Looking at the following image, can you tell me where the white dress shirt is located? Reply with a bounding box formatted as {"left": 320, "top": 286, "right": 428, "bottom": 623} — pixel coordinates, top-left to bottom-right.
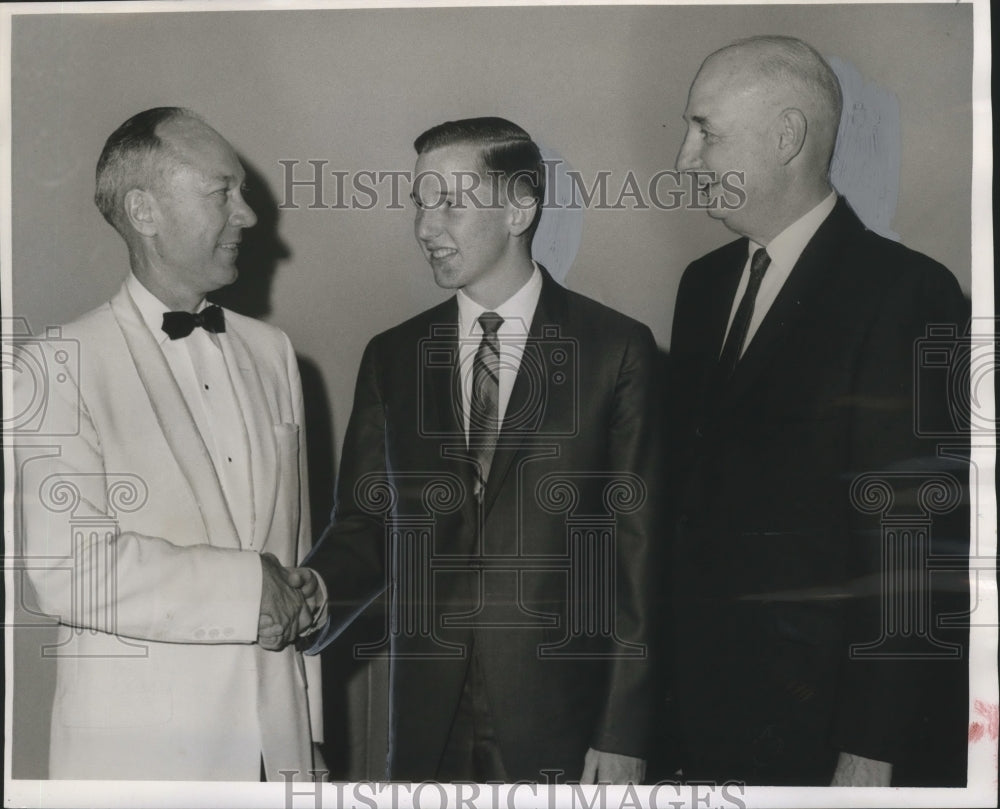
{"left": 455, "top": 263, "right": 544, "bottom": 440}
{"left": 126, "top": 273, "right": 255, "bottom": 547}
{"left": 722, "top": 192, "right": 838, "bottom": 357}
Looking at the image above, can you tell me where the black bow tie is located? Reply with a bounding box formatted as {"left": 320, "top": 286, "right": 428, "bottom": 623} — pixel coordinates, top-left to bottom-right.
{"left": 161, "top": 305, "right": 226, "bottom": 340}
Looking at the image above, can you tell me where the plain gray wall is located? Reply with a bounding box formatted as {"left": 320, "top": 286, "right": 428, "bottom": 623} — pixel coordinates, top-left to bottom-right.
{"left": 8, "top": 2, "right": 973, "bottom": 780}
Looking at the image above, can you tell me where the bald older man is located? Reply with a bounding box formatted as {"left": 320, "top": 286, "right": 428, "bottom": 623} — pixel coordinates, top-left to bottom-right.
{"left": 14, "top": 108, "right": 323, "bottom": 780}
{"left": 666, "top": 37, "right": 968, "bottom": 786}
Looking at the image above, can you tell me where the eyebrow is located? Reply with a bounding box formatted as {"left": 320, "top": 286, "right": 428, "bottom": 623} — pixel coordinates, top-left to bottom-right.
{"left": 201, "top": 172, "right": 244, "bottom": 189}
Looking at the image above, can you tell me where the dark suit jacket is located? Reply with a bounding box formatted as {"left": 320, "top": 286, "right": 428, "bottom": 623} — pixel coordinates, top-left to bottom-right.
{"left": 668, "top": 198, "right": 969, "bottom": 785}
{"left": 307, "top": 267, "right": 663, "bottom": 781}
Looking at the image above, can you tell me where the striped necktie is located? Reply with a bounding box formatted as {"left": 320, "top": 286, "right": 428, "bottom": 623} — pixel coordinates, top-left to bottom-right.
{"left": 469, "top": 311, "right": 504, "bottom": 502}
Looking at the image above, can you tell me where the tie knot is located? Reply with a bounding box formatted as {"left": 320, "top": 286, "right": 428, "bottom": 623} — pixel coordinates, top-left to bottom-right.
{"left": 750, "top": 248, "right": 771, "bottom": 281}
{"left": 478, "top": 311, "right": 504, "bottom": 336}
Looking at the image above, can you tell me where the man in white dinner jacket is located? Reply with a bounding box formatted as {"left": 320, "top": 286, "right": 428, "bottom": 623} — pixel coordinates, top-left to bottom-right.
{"left": 13, "top": 107, "right": 322, "bottom": 780}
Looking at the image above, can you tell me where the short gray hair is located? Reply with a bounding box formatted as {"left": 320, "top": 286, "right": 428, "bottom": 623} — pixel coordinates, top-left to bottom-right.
{"left": 94, "top": 107, "right": 201, "bottom": 236}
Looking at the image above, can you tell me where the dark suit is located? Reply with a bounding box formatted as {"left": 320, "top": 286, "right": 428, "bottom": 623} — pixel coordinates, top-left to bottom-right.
{"left": 668, "top": 198, "right": 969, "bottom": 785}
{"left": 307, "top": 267, "right": 663, "bottom": 781}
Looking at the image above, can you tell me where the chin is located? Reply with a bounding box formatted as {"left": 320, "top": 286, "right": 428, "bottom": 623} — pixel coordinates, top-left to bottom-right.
{"left": 211, "top": 266, "right": 239, "bottom": 290}
{"left": 431, "top": 267, "right": 463, "bottom": 291}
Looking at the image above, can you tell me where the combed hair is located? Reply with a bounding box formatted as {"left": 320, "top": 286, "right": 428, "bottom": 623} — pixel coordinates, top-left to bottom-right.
{"left": 94, "top": 107, "right": 201, "bottom": 236}
{"left": 414, "top": 117, "right": 545, "bottom": 237}
{"left": 721, "top": 36, "right": 843, "bottom": 164}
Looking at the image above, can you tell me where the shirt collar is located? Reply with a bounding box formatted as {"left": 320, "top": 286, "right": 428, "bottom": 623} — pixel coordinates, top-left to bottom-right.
{"left": 456, "top": 262, "right": 543, "bottom": 337}
{"left": 749, "top": 191, "right": 837, "bottom": 268}
{"left": 126, "top": 272, "right": 209, "bottom": 346}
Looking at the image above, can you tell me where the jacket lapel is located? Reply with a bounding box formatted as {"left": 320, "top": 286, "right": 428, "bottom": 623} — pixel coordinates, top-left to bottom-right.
{"left": 219, "top": 322, "right": 276, "bottom": 551}
{"left": 422, "top": 300, "right": 480, "bottom": 502}
{"left": 716, "top": 198, "right": 855, "bottom": 410}
{"left": 109, "top": 284, "right": 242, "bottom": 549}
{"left": 696, "top": 240, "right": 748, "bottom": 407}
{"left": 424, "top": 299, "right": 464, "bottom": 439}
{"left": 706, "top": 241, "right": 750, "bottom": 360}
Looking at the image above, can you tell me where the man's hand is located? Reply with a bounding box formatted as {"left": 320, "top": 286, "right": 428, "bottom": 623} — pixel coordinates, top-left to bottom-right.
{"left": 285, "top": 566, "right": 325, "bottom": 635}
{"left": 257, "top": 552, "right": 306, "bottom": 650}
{"left": 829, "top": 752, "right": 892, "bottom": 786}
{"left": 580, "top": 748, "right": 646, "bottom": 784}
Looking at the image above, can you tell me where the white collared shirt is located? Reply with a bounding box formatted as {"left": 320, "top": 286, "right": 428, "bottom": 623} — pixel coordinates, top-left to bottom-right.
{"left": 126, "top": 273, "right": 254, "bottom": 547}
{"left": 722, "top": 192, "right": 838, "bottom": 357}
{"left": 455, "top": 263, "right": 543, "bottom": 439}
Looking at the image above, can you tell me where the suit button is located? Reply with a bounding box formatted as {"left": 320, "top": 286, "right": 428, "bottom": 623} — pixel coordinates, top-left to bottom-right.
{"left": 695, "top": 426, "right": 704, "bottom": 438}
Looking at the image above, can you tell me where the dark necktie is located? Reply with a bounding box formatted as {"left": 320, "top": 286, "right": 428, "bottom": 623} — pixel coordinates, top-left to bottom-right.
{"left": 161, "top": 305, "right": 226, "bottom": 340}
{"left": 717, "top": 248, "right": 771, "bottom": 377}
{"left": 469, "top": 312, "right": 504, "bottom": 502}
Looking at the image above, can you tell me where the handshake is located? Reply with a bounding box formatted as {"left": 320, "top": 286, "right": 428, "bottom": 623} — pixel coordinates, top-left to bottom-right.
{"left": 256, "top": 552, "right": 325, "bottom": 651}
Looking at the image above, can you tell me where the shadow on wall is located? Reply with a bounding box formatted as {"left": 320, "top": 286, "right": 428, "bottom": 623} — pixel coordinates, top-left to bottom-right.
{"left": 828, "top": 57, "right": 901, "bottom": 242}
{"left": 296, "top": 354, "right": 386, "bottom": 780}
{"left": 210, "top": 156, "right": 288, "bottom": 318}
{"left": 298, "top": 352, "right": 371, "bottom": 779}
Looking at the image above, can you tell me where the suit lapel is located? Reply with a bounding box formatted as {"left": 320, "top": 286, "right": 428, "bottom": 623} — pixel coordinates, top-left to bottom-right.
{"left": 705, "top": 241, "right": 749, "bottom": 360}
{"left": 421, "top": 300, "right": 480, "bottom": 503}
{"left": 697, "top": 240, "right": 748, "bottom": 406}
{"left": 424, "top": 299, "right": 464, "bottom": 439}
{"left": 220, "top": 322, "right": 277, "bottom": 551}
{"left": 109, "top": 285, "right": 241, "bottom": 549}
{"left": 716, "top": 199, "right": 854, "bottom": 409}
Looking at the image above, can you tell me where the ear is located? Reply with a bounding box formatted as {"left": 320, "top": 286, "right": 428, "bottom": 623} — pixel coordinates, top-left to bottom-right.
{"left": 123, "top": 188, "right": 157, "bottom": 237}
{"left": 507, "top": 194, "right": 538, "bottom": 238}
{"left": 775, "top": 107, "right": 808, "bottom": 165}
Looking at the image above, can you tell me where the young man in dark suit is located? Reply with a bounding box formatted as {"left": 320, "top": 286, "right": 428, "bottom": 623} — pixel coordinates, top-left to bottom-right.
{"left": 298, "top": 118, "right": 663, "bottom": 783}
{"left": 668, "top": 36, "right": 969, "bottom": 786}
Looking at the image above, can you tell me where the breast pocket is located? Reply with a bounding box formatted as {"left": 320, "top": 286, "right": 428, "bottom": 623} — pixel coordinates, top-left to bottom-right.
{"left": 273, "top": 423, "right": 301, "bottom": 465}
{"left": 269, "top": 423, "right": 302, "bottom": 562}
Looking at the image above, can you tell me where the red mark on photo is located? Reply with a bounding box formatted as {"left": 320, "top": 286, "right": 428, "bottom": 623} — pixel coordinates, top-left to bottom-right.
{"left": 968, "top": 700, "right": 999, "bottom": 743}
